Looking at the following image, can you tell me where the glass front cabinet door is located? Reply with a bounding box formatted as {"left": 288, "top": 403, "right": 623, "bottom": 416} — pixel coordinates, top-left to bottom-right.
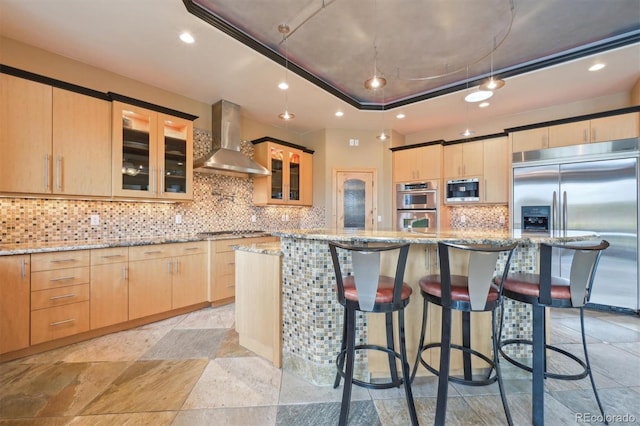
{"left": 112, "top": 101, "right": 193, "bottom": 200}
{"left": 252, "top": 139, "right": 312, "bottom": 206}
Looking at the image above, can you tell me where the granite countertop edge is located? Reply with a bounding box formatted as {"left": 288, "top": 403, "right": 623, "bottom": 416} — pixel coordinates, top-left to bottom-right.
{"left": 0, "top": 232, "right": 274, "bottom": 256}
{"left": 233, "top": 241, "right": 282, "bottom": 256}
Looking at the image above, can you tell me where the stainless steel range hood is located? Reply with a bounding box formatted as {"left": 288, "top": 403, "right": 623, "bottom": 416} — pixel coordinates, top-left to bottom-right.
{"left": 194, "top": 100, "right": 270, "bottom": 176}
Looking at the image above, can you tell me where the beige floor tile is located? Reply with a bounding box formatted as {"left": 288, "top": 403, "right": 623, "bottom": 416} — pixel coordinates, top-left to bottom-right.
{"left": 182, "top": 357, "right": 281, "bottom": 409}
{"left": 67, "top": 411, "right": 177, "bottom": 425}
{"left": 82, "top": 359, "right": 207, "bottom": 414}
{"left": 174, "top": 305, "right": 236, "bottom": 330}
{"left": 172, "top": 406, "right": 277, "bottom": 426}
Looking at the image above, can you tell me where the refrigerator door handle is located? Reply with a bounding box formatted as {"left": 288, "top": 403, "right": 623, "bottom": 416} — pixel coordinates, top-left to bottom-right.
{"left": 552, "top": 191, "right": 558, "bottom": 232}
{"left": 562, "top": 191, "right": 568, "bottom": 233}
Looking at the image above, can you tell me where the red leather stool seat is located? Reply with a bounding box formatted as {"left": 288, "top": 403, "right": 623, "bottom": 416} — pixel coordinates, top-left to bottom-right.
{"left": 341, "top": 275, "right": 412, "bottom": 303}
{"left": 419, "top": 274, "right": 500, "bottom": 303}
{"left": 499, "top": 273, "right": 572, "bottom": 300}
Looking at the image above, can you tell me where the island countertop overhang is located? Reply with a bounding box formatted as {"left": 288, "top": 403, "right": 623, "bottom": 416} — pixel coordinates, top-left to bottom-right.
{"left": 271, "top": 228, "right": 599, "bottom": 245}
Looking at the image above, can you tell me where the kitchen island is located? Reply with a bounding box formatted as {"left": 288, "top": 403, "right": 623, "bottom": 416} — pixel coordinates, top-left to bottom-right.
{"left": 271, "top": 228, "right": 598, "bottom": 385}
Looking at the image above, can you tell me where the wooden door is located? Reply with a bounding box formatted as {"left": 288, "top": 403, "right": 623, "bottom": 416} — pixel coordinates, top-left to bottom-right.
{"left": 0, "top": 74, "right": 52, "bottom": 194}
{"left": 52, "top": 88, "right": 112, "bottom": 196}
{"left": 482, "top": 137, "right": 509, "bottom": 203}
{"left": 334, "top": 170, "right": 376, "bottom": 230}
{"left": 511, "top": 127, "right": 549, "bottom": 153}
{"left": 0, "top": 255, "right": 30, "bottom": 354}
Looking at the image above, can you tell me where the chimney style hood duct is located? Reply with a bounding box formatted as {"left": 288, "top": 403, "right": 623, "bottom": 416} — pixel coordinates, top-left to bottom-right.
{"left": 194, "top": 100, "right": 270, "bottom": 176}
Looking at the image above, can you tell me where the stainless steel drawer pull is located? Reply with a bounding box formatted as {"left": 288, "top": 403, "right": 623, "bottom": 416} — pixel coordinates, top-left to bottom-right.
{"left": 49, "top": 319, "right": 75, "bottom": 326}
{"left": 185, "top": 247, "right": 200, "bottom": 251}
{"left": 50, "top": 259, "right": 77, "bottom": 263}
{"left": 50, "top": 276, "right": 75, "bottom": 282}
{"left": 21, "top": 259, "right": 26, "bottom": 280}
{"left": 102, "top": 254, "right": 125, "bottom": 259}
{"left": 49, "top": 293, "right": 76, "bottom": 300}
{"left": 144, "top": 250, "right": 162, "bottom": 255}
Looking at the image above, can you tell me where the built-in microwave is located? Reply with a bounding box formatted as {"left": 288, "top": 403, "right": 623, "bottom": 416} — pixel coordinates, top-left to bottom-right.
{"left": 446, "top": 178, "right": 480, "bottom": 203}
{"left": 396, "top": 181, "right": 438, "bottom": 210}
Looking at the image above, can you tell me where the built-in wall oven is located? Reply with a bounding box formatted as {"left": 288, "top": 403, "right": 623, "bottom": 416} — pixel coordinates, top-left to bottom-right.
{"left": 396, "top": 181, "right": 438, "bottom": 233}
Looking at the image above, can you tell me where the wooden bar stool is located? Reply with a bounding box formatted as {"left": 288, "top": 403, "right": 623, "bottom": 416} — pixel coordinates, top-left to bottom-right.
{"left": 328, "top": 241, "right": 418, "bottom": 426}
{"left": 497, "top": 240, "right": 610, "bottom": 426}
{"left": 412, "top": 241, "right": 518, "bottom": 425}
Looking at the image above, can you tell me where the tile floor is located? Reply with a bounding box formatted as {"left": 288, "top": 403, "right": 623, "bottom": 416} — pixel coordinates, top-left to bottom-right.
{"left": 0, "top": 304, "right": 638, "bottom": 425}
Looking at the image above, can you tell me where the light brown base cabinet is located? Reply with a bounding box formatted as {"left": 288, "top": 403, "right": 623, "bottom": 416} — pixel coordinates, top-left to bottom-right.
{"left": 209, "top": 236, "right": 279, "bottom": 305}
{"left": 0, "top": 255, "right": 30, "bottom": 354}
{"left": 90, "top": 247, "right": 129, "bottom": 329}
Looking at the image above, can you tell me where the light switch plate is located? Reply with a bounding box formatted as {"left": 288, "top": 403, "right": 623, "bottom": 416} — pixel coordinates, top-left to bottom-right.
{"left": 90, "top": 215, "right": 100, "bottom": 226}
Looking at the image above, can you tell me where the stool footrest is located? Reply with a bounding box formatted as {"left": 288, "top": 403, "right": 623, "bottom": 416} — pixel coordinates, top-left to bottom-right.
{"left": 335, "top": 343, "right": 405, "bottom": 390}
{"left": 499, "top": 339, "right": 589, "bottom": 381}
{"left": 417, "top": 342, "right": 498, "bottom": 386}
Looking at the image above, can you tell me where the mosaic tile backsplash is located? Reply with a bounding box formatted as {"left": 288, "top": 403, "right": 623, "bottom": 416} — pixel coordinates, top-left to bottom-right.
{"left": 0, "top": 128, "right": 325, "bottom": 244}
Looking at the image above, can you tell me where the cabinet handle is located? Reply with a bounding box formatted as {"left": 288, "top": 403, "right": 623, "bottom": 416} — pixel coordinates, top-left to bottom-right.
{"left": 543, "top": 134, "right": 548, "bottom": 147}
{"left": 102, "top": 254, "right": 125, "bottom": 259}
{"left": 50, "top": 258, "right": 77, "bottom": 264}
{"left": 49, "top": 318, "right": 75, "bottom": 327}
{"left": 44, "top": 154, "right": 50, "bottom": 191}
{"left": 20, "top": 258, "right": 26, "bottom": 280}
{"left": 174, "top": 259, "right": 180, "bottom": 273}
{"left": 144, "top": 250, "right": 162, "bottom": 255}
{"left": 56, "top": 155, "right": 63, "bottom": 191}
{"left": 49, "top": 276, "right": 75, "bottom": 282}
{"left": 123, "top": 266, "right": 128, "bottom": 281}
{"left": 184, "top": 247, "right": 200, "bottom": 252}
{"left": 592, "top": 127, "right": 597, "bottom": 141}
{"left": 49, "top": 293, "right": 76, "bottom": 301}
{"left": 167, "top": 261, "right": 173, "bottom": 274}
{"left": 484, "top": 178, "right": 487, "bottom": 200}
{"left": 583, "top": 129, "right": 588, "bottom": 143}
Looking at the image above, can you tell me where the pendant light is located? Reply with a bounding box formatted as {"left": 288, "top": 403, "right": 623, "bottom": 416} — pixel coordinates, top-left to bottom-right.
{"left": 364, "top": 0, "right": 386, "bottom": 90}
{"left": 479, "top": 38, "right": 505, "bottom": 91}
{"left": 278, "top": 24, "right": 295, "bottom": 120}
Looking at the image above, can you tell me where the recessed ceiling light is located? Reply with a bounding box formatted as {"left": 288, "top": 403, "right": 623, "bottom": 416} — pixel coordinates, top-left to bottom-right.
{"left": 278, "top": 110, "right": 295, "bottom": 120}
{"left": 588, "top": 63, "right": 606, "bottom": 72}
{"left": 335, "top": 111, "right": 344, "bottom": 117}
{"left": 479, "top": 102, "right": 490, "bottom": 108}
{"left": 278, "top": 81, "right": 289, "bottom": 90}
{"left": 464, "top": 90, "right": 494, "bottom": 103}
{"left": 179, "top": 32, "right": 195, "bottom": 44}
{"left": 396, "top": 113, "right": 405, "bottom": 119}
{"left": 460, "top": 128, "right": 475, "bottom": 137}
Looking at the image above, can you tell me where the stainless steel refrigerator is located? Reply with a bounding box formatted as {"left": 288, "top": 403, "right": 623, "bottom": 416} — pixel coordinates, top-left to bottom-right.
{"left": 512, "top": 139, "right": 639, "bottom": 312}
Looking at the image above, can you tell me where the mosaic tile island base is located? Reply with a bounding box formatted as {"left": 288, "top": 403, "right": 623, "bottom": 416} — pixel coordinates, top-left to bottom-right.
{"left": 272, "top": 228, "right": 598, "bottom": 386}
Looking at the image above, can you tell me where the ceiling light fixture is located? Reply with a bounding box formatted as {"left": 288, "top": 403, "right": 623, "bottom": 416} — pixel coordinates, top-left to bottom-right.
{"left": 464, "top": 90, "right": 493, "bottom": 103}
{"left": 277, "top": 24, "right": 295, "bottom": 121}
{"left": 335, "top": 111, "right": 344, "bottom": 117}
{"left": 461, "top": 65, "right": 475, "bottom": 137}
{"left": 396, "top": 113, "right": 406, "bottom": 119}
{"left": 479, "top": 101, "right": 490, "bottom": 108}
{"left": 589, "top": 63, "right": 606, "bottom": 72}
{"left": 179, "top": 32, "right": 195, "bottom": 44}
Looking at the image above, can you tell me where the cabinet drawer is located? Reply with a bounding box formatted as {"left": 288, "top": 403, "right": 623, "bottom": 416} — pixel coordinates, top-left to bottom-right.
{"left": 31, "top": 250, "right": 90, "bottom": 271}
{"left": 216, "top": 251, "right": 236, "bottom": 276}
{"left": 168, "top": 241, "right": 206, "bottom": 257}
{"left": 91, "top": 247, "right": 128, "bottom": 265}
{"left": 31, "top": 284, "right": 90, "bottom": 310}
{"left": 32, "top": 266, "right": 90, "bottom": 291}
{"left": 215, "top": 238, "right": 243, "bottom": 253}
{"left": 31, "top": 300, "right": 90, "bottom": 345}
{"left": 128, "top": 245, "right": 172, "bottom": 261}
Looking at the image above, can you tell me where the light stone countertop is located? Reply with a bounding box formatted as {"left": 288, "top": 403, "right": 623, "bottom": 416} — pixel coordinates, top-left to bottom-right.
{"left": 0, "top": 232, "right": 273, "bottom": 256}
{"left": 232, "top": 241, "right": 282, "bottom": 256}
{"left": 271, "top": 228, "right": 599, "bottom": 244}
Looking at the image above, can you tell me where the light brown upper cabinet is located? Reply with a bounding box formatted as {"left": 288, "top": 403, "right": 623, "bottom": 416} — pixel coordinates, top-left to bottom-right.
{"left": 0, "top": 74, "right": 112, "bottom": 196}
{"left": 253, "top": 139, "right": 313, "bottom": 206}
{"left": 0, "top": 74, "right": 52, "bottom": 194}
{"left": 392, "top": 144, "right": 442, "bottom": 183}
{"left": 52, "top": 88, "right": 112, "bottom": 196}
{"left": 482, "top": 137, "right": 509, "bottom": 203}
{"left": 512, "top": 112, "right": 640, "bottom": 153}
{"left": 443, "top": 140, "right": 483, "bottom": 179}
{"left": 112, "top": 101, "right": 193, "bottom": 200}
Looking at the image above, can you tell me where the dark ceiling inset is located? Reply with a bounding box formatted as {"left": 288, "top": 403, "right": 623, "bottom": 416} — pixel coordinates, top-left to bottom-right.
{"left": 184, "top": 0, "right": 640, "bottom": 110}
